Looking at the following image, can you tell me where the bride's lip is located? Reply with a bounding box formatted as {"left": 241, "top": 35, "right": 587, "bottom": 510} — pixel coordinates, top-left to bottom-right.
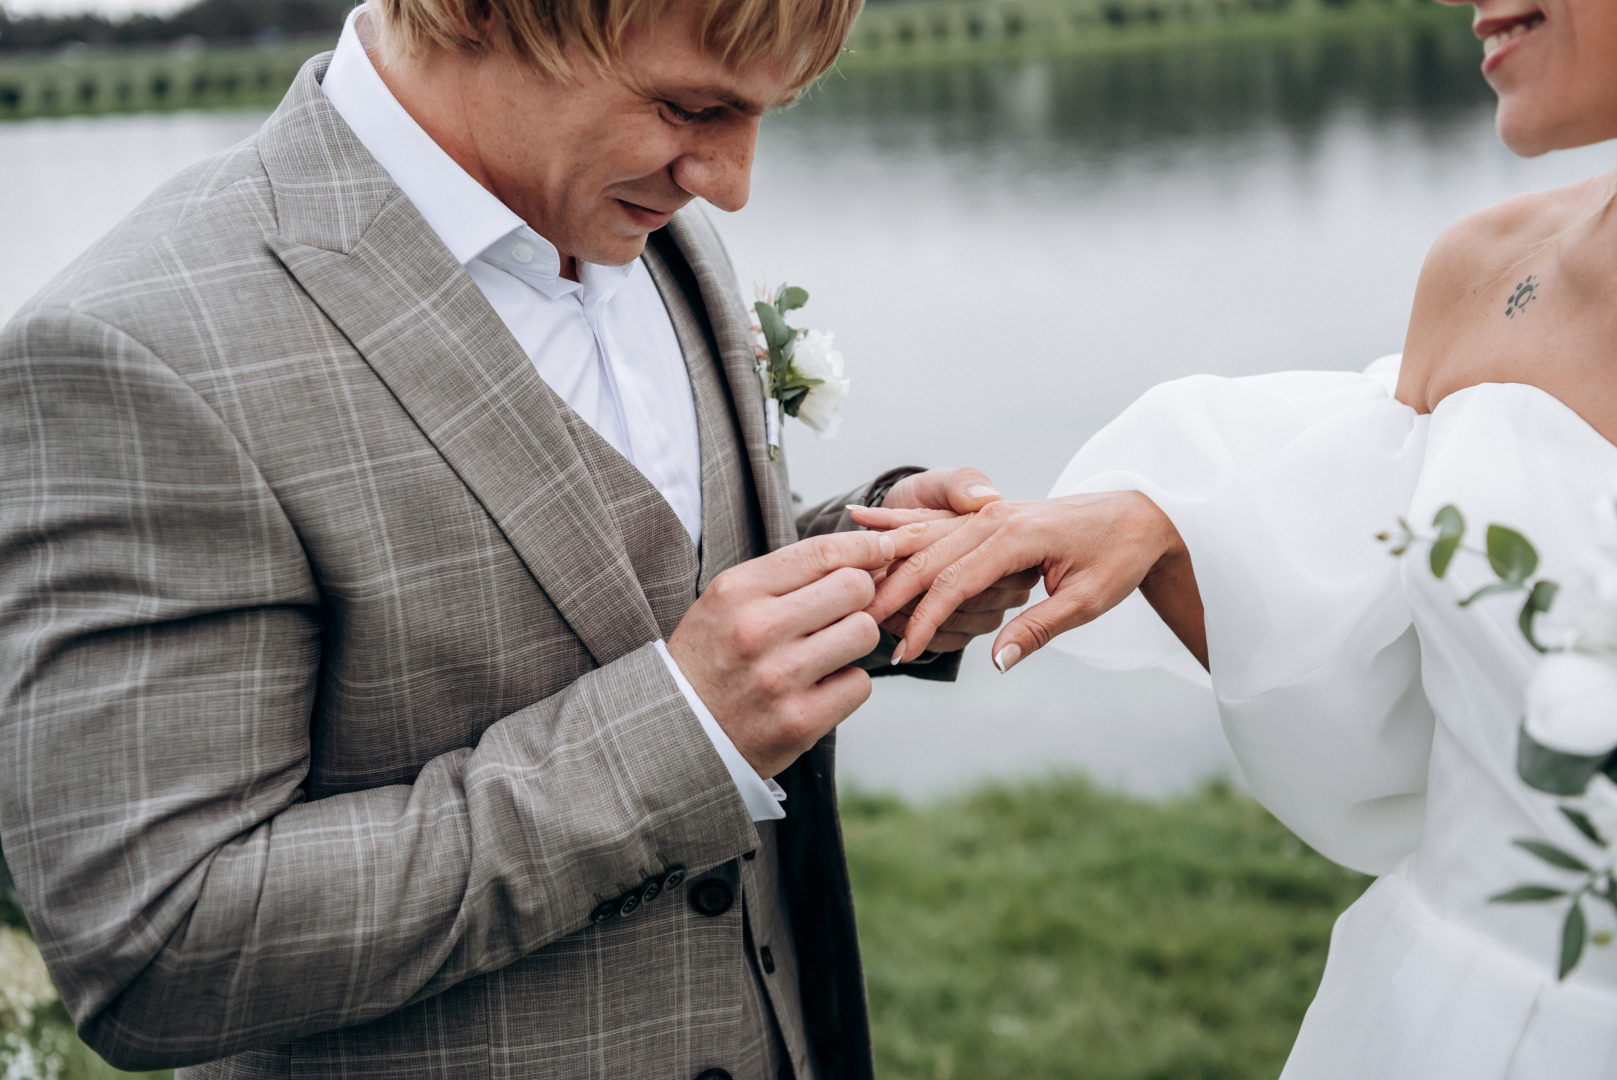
{"left": 1477, "top": 11, "right": 1545, "bottom": 77}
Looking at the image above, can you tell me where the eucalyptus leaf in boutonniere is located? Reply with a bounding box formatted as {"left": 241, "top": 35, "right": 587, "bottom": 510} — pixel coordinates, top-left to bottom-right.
{"left": 751, "top": 283, "right": 850, "bottom": 459}
{"left": 1383, "top": 489, "right": 1617, "bottom": 978}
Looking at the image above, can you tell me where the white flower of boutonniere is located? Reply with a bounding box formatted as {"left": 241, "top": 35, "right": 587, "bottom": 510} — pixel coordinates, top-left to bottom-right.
{"left": 752, "top": 284, "right": 851, "bottom": 458}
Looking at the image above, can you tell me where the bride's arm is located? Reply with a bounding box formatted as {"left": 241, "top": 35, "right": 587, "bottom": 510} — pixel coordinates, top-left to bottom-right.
{"left": 854, "top": 492, "right": 1208, "bottom": 672}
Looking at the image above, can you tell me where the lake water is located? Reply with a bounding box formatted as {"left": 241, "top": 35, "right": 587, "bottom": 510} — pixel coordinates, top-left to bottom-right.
{"left": 3, "top": 24, "right": 1614, "bottom": 799}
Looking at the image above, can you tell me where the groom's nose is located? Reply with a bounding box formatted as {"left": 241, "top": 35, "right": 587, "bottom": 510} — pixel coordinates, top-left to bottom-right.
{"left": 669, "top": 116, "right": 760, "bottom": 213}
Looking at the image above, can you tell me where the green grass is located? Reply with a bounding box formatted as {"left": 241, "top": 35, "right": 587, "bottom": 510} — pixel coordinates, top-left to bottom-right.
{"left": 844, "top": 777, "right": 1370, "bottom": 1079}
{"left": 1, "top": 778, "right": 1366, "bottom": 1079}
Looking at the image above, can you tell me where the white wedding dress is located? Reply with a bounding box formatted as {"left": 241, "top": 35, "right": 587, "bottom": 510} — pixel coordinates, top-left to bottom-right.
{"left": 1051, "top": 356, "right": 1617, "bottom": 1078}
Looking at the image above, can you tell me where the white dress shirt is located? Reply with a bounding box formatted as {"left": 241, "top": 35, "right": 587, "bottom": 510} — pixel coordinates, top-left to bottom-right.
{"left": 322, "top": 6, "right": 784, "bottom": 820}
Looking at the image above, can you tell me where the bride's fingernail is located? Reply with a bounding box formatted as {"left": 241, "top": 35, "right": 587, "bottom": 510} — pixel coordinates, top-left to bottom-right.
{"left": 994, "top": 644, "right": 1023, "bottom": 673}
{"left": 845, "top": 504, "right": 866, "bottom": 512}
{"left": 965, "top": 485, "right": 1001, "bottom": 501}
{"left": 891, "top": 641, "right": 907, "bottom": 665}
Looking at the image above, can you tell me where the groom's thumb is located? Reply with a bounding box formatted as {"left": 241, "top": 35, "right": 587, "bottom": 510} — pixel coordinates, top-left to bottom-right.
{"left": 887, "top": 467, "right": 1003, "bottom": 514}
{"left": 945, "top": 467, "right": 1004, "bottom": 514}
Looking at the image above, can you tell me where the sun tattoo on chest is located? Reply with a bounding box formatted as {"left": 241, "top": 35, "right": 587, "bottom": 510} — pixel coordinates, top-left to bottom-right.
{"left": 1504, "top": 275, "right": 1540, "bottom": 319}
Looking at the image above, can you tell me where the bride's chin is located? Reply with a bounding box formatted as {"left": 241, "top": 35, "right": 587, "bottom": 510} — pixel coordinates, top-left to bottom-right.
{"left": 1494, "top": 99, "right": 1567, "bottom": 158}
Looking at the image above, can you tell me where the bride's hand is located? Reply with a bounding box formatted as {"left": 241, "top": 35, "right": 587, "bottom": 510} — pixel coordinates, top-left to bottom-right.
{"left": 857, "top": 492, "right": 1208, "bottom": 672}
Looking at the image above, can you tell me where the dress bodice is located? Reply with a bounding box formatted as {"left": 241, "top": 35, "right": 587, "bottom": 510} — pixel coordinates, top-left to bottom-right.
{"left": 1052, "top": 359, "right": 1617, "bottom": 1078}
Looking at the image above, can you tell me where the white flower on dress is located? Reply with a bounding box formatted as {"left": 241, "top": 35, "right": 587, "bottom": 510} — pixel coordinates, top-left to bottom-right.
{"left": 787, "top": 329, "right": 850, "bottom": 439}
{"left": 1525, "top": 652, "right": 1617, "bottom": 757}
{"left": 1557, "top": 487, "right": 1617, "bottom": 655}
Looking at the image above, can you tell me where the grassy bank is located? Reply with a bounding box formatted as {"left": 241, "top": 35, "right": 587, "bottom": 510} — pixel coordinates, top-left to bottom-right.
{"left": 1, "top": 777, "right": 1367, "bottom": 1079}
{"left": 847, "top": 778, "right": 1369, "bottom": 1078}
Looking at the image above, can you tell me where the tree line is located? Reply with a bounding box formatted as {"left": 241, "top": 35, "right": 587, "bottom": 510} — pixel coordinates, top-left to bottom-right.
{"left": 0, "top": 0, "right": 352, "bottom": 52}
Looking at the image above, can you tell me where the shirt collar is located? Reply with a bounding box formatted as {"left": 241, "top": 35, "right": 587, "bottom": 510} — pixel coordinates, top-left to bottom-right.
{"left": 321, "top": 5, "right": 524, "bottom": 267}
{"left": 321, "top": 7, "right": 638, "bottom": 303}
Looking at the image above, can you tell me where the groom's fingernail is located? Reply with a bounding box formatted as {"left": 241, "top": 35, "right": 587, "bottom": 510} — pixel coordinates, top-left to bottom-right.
{"left": 878, "top": 535, "right": 895, "bottom": 560}
{"left": 965, "top": 485, "right": 1001, "bottom": 501}
{"left": 994, "top": 645, "right": 1023, "bottom": 673}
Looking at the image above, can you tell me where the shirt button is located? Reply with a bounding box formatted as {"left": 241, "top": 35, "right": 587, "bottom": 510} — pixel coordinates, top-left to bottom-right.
{"left": 511, "top": 243, "right": 535, "bottom": 264}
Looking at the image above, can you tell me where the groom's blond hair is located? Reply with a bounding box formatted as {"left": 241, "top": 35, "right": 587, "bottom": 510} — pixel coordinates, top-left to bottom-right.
{"left": 373, "top": 0, "right": 863, "bottom": 87}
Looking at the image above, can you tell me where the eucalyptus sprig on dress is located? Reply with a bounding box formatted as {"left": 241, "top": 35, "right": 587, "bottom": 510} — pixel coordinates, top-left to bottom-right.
{"left": 1384, "top": 496, "right": 1617, "bottom": 978}
{"left": 751, "top": 284, "right": 850, "bottom": 458}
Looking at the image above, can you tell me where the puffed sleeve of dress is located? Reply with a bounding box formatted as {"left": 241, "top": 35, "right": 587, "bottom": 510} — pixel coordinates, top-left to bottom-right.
{"left": 1049, "top": 357, "right": 1433, "bottom": 875}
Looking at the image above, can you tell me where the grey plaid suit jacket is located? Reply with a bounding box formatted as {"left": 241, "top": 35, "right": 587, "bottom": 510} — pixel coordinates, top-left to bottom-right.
{"left": 0, "top": 54, "right": 954, "bottom": 1079}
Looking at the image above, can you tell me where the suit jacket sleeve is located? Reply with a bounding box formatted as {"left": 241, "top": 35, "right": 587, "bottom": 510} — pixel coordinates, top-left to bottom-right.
{"left": 794, "top": 468, "right": 964, "bottom": 683}
{"left": 0, "top": 307, "right": 760, "bottom": 1070}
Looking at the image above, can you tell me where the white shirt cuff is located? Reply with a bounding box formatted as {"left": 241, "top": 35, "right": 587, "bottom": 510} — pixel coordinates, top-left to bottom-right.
{"left": 654, "top": 640, "right": 787, "bottom": 822}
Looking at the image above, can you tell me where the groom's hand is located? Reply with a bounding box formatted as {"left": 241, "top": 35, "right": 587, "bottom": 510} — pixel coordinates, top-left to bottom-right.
{"left": 668, "top": 531, "right": 895, "bottom": 778}
{"left": 881, "top": 466, "right": 1004, "bottom": 516}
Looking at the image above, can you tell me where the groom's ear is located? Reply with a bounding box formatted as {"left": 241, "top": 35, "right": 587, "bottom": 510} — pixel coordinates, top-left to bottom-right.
{"left": 882, "top": 467, "right": 1003, "bottom": 514}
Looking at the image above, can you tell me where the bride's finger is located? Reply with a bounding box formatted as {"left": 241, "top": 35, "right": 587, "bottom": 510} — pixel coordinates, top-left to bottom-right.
{"left": 895, "top": 535, "right": 1044, "bottom": 659}
{"left": 866, "top": 518, "right": 994, "bottom": 624}
{"left": 847, "top": 505, "right": 959, "bottom": 530}
{"left": 987, "top": 561, "right": 1143, "bottom": 672}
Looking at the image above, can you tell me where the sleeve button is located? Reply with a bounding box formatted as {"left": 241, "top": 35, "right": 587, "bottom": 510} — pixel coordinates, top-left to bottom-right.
{"left": 589, "top": 900, "right": 618, "bottom": 925}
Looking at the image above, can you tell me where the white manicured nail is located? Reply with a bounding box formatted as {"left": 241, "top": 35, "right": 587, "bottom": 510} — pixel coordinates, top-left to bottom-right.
{"left": 994, "top": 644, "right": 1023, "bottom": 673}
{"left": 845, "top": 504, "right": 865, "bottom": 512}
{"left": 891, "top": 641, "right": 906, "bottom": 665}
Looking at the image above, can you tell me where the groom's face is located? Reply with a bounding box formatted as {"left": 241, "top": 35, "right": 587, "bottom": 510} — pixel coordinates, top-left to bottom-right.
{"left": 467, "top": 1, "right": 803, "bottom": 267}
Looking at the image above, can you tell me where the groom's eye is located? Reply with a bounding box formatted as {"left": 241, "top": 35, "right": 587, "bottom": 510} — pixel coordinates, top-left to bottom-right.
{"left": 661, "top": 101, "right": 720, "bottom": 125}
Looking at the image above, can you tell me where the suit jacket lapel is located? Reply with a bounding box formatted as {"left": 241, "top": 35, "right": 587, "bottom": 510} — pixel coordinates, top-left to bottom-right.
{"left": 258, "top": 59, "right": 662, "bottom": 667}
{"left": 642, "top": 232, "right": 767, "bottom": 590}
{"left": 662, "top": 211, "right": 799, "bottom": 553}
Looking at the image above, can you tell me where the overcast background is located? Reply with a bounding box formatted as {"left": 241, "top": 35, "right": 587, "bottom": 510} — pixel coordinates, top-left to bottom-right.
{"left": 6, "top": 0, "right": 189, "bottom": 15}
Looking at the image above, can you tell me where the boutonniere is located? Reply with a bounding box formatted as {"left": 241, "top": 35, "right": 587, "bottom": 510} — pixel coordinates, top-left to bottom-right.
{"left": 1384, "top": 493, "right": 1617, "bottom": 979}
{"left": 752, "top": 283, "right": 851, "bottom": 459}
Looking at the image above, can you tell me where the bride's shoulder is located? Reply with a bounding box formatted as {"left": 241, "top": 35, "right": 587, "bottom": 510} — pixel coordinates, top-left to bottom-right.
{"left": 1424, "top": 178, "right": 1601, "bottom": 276}
{"left": 1397, "top": 176, "right": 1613, "bottom": 411}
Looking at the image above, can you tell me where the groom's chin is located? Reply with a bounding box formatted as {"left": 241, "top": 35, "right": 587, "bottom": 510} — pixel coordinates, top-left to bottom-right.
{"left": 576, "top": 224, "right": 656, "bottom": 269}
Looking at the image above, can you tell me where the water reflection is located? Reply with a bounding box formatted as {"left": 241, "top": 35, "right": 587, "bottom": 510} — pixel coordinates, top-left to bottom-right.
{"left": 803, "top": 22, "right": 1488, "bottom": 162}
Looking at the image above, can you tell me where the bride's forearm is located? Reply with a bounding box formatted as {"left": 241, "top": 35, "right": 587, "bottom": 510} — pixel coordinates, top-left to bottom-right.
{"left": 1137, "top": 519, "right": 1209, "bottom": 671}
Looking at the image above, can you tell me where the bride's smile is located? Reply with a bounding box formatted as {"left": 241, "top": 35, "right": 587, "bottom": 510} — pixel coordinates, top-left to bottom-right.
{"left": 1478, "top": 11, "right": 1543, "bottom": 75}
{"left": 1455, "top": 0, "right": 1617, "bottom": 154}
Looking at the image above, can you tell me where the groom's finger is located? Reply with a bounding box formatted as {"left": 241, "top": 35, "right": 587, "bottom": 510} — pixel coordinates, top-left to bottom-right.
{"left": 743, "top": 531, "right": 897, "bottom": 596}
{"left": 882, "top": 608, "right": 1004, "bottom": 641}
{"left": 799, "top": 611, "right": 884, "bottom": 684}
{"left": 782, "top": 566, "right": 880, "bottom": 637}
{"left": 846, "top": 505, "right": 957, "bottom": 530}
{"left": 882, "top": 467, "right": 1004, "bottom": 514}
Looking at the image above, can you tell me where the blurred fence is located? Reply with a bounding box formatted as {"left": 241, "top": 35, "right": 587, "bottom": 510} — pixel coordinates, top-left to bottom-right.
{"left": 0, "top": 38, "right": 331, "bottom": 120}
{"left": 0, "top": 0, "right": 1458, "bottom": 122}
{"left": 843, "top": 0, "right": 1446, "bottom": 65}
